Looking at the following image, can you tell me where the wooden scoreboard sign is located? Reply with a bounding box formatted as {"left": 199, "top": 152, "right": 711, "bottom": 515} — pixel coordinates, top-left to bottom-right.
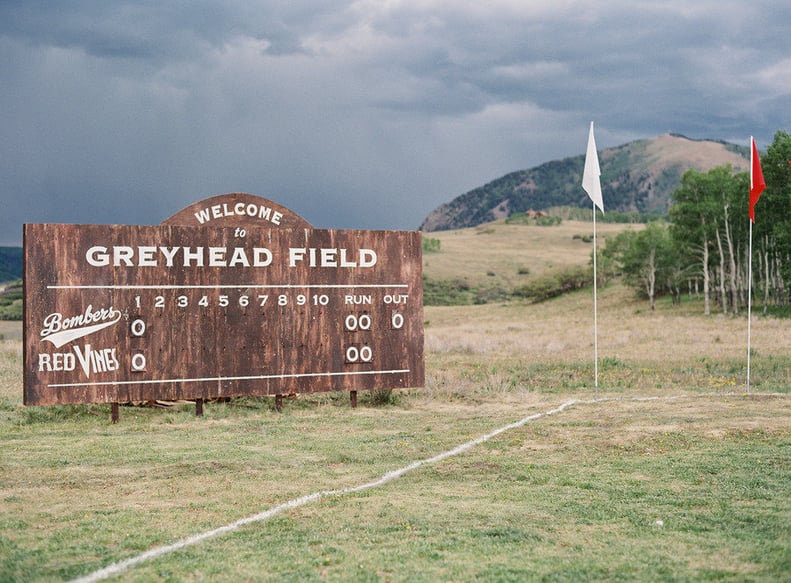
{"left": 23, "top": 194, "right": 424, "bottom": 407}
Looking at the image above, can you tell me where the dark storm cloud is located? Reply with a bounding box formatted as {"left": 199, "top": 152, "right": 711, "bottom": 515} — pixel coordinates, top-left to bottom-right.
{"left": 1, "top": 1, "right": 789, "bottom": 245}
{"left": 0, "top": 1, "right": 316, "bottom": 60}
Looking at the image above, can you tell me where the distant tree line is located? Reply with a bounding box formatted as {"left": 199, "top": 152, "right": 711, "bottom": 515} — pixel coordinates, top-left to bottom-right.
{"left": 603, "top": 130, "right": 791, "bottom": 315}
{"left": 547, "top": 206, "right": 665, "bottom": 224}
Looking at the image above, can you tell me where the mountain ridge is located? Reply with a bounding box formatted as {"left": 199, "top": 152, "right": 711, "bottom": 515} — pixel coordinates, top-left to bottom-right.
{"left": 420, "top": 133, "right": 749, "bottom": 231}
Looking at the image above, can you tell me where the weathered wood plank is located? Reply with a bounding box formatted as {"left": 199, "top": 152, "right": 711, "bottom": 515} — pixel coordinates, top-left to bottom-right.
{"left": 24, "top": 223, "right": 423, "bottom": 405}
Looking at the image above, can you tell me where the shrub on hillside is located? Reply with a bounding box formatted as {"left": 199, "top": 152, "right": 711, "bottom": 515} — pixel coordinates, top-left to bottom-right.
{"left": 512, "top": 266, "right": 593, "bottom": 303}
{"left": 0, "top": 300, "right": 22, "bottom": 320}
{"left": 474, "top": 286, "right": 510, "bottom": 304}
{"left": 423, "top": 277, "right": 476, "bottom": 306}
{"left": 0, "top": 280, "right": 22, "bottom": 320}
{"left": 513, "top": 276, "right": 561, "bottom": 302}
{"left": 535, "top": 215, "right": 562, "bottom": 226}
{"left": 505, "top": 214, "right": 562, "bottom": 226}
{"left": 422, "top": 237, "right": 441, "bottom": 254}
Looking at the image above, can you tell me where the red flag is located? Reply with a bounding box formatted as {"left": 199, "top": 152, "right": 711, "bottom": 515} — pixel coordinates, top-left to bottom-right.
{"left": 749, "top": 136, "right": 765, "bottom": 222}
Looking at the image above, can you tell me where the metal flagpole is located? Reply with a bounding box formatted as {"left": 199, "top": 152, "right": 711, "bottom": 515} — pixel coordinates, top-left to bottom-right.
{"left": 747, "top": 218, "right": 753, "bottom": 394}
{"left": 746, "top": 135, "right": 764, "bottom": 396}
{"left": 582, "top": 121, "right": 603, "bottom": 398}
{"left": 593, "top": 200, "right": 599, "bottom": 397}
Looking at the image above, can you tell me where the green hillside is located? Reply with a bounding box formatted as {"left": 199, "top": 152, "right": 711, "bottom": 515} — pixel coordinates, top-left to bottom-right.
{"left": 0, "top": 247, "right": 22, "bottom": 283}
{"left": 421, "top": 133, "right": 749, "bottom": 231}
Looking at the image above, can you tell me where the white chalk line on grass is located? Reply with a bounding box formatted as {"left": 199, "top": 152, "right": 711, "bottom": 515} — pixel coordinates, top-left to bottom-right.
{"left": 70, "top": 392, "right": 784, "bottom": 582}
{"left": 71, "top": 399, "right": 578, "bottom": 583}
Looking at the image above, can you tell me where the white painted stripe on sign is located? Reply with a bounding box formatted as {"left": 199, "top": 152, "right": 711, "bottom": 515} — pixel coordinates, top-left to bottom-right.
{"left": 48, "top": 283, "right": 410, "bottom": 290}
{"left": 48, "top": 368, "right": 412, "bottom": 389}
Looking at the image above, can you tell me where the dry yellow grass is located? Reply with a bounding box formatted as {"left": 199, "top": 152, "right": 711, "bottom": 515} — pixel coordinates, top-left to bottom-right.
{"left": 420, "top": 218, "right": 790, "bottom": 395}
{"left": 425, "top": 284, "right": 791, "bottom": 365}
{"left": 0, "top": 320, "right": 21, "bottom": 342}
{"left": 423, "top": 219, "right": 640, "bottom": 288}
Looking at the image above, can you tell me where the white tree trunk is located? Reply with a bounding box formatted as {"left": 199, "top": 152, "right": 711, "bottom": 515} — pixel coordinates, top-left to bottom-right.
{"left": 703, "top": 240, "right": 710, "bottom": 316}
{"left": 648, "top": 248, "right": 656, "bottom": 311}
{"left": 715, "top": 228, "right": 727, "bottom": 314}
{"left": 764, "top": 245, "right": 770, "bottom": 313}
{"left": 723, "top": 205, "right": 738, "bottom": 314}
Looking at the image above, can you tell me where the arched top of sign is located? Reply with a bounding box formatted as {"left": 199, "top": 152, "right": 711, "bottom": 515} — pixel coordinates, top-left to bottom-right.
{"left": 162, "top": 192, "right": 313, "bottom": 229}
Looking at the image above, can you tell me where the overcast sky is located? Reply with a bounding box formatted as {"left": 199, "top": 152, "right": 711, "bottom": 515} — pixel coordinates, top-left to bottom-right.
{"left": 1, "top": 1, "right": 789, "bottom": 245}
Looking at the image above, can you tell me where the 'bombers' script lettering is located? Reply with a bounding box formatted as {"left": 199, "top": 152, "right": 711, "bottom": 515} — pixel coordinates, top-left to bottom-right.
{"left": 84, "top": 246, "right": 378, "bottom": 269}
{"left": 40, "top": 305, "right": 123, "bottom": 348}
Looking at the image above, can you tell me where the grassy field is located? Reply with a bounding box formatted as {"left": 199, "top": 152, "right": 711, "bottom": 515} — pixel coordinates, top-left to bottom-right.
{"left": 1, "top": 220, "right": 790, "bottom": 582}
{"left": 422, "top": 219, "right": 639, "bottom": 289}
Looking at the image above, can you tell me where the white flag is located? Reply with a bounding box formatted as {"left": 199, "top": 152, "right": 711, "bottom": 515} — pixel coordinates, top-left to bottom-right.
{"left": 582, "top": 121, "right": 604, "bottom": 212}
